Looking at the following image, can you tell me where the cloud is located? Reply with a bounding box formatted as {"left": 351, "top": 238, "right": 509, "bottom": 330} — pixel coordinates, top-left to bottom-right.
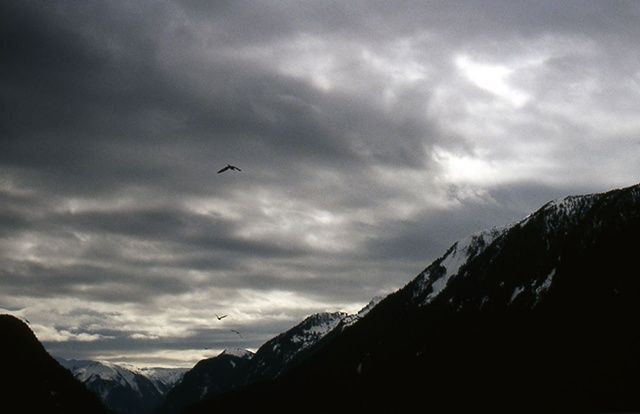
{"left": 2, "top": 0, "right": 640, "bottom": 366}
{"left": 31, "top": 324, "right": 114, "bottom": 343}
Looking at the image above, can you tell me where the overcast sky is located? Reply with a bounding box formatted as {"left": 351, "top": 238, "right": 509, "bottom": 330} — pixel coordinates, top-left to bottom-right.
{"left": 2, "top": 0, "right": 640, "bottom": 367}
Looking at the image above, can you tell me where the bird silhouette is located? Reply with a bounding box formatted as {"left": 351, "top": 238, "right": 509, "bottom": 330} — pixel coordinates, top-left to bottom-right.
{"left": 217, "top": 164, "right": 242, "bottom": 174}
{"left": 216, "top": 314, "right": 228, "bottom": 320}
{"left": 230, "top": 329, "right": 243, "bottom": 338}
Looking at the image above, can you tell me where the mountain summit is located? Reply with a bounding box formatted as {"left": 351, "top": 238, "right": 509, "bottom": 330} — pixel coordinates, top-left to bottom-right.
{"left": 189, "top": 183, "right": 640, "bottom": 413}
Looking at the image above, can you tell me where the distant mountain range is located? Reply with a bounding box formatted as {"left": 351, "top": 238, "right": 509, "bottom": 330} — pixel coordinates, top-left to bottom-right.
{"left": 51, "top": 302, "right": 381, "bottom": 414}
{"left": 5, "top": 183, "right": 640, "bottom": 413}
{"left": 56, "top": 357, "right": 186, "bottom": 414}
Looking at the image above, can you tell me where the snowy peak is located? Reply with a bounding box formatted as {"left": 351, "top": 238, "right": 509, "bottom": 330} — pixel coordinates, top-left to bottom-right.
{"left": 247, "top": 311, "right": 347, "bottom": 381}
{"left": 289, "top": 311, "right": 347, "bottom": 346}
{"left": 519, "top": 193, "right": 598, "bottom": 235}
{"left": 220, "top": 348, "right": 254, "bottom": 359}
{"left": 341, "top": 296, "right": 384, "bottom": 328}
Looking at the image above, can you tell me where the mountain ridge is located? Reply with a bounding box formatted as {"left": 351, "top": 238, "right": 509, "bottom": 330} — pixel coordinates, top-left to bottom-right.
{"left": 56, "top": 357, "right": 187, "bottom": 414}
{"left": 188, "top": 182, "right": 640, "bottom": 413}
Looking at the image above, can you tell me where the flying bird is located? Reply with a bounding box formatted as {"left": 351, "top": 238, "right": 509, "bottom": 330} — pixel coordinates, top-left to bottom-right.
{"left": 230, "top": 329, "right": 243, "bottom": 338}
{"left": 216, "top": 314, "right": 228, "bottom": 320}
{"left": 217, "top": 164, "right": 242, "bottom": 174}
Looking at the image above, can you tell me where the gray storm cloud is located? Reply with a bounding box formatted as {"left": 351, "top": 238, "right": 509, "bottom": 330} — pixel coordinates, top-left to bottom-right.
{"left": 1, "top": 0, "right": 640, "bottom": 366}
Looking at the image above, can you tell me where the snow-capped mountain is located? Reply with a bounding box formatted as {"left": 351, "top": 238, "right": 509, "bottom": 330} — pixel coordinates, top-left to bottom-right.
{"left": 404, "top": 187, "right": 630, "bottom": 312}
{"left": 158, "top": 310, "right": 361, "bottom": 413}
{"left": 0, "top": 315, "right": 107, "bottom": 414}
{"left": 56, "top": 358, "right": 186, "bottom": 414}
{"left": 246, "top": 311, "right": 347, "bottom": 382}
{"left": 189, "top": 183, "right": 640, "bottom": 413}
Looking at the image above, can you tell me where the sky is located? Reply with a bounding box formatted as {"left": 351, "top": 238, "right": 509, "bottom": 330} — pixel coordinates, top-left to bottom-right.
{"left": 2, "top": 0, "right": 640, "bottom": 368}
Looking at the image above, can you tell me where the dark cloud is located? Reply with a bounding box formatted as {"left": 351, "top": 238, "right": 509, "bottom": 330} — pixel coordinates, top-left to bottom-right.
{"left": 0, "top": 261, "right": 191, "bottom": 302}
{"left": 2, "top": 0, "right": 436, "bottom": 200}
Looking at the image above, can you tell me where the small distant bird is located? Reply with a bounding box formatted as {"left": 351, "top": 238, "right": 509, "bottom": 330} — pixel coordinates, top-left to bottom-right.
{"left": 216, "top": 314, "right": 228, "bottom": 320}
{"left": 230, "top": 329, "right": 243, "bottom": 338}
{"left": 217, "top": 164, "right": 242, "bottom": 174}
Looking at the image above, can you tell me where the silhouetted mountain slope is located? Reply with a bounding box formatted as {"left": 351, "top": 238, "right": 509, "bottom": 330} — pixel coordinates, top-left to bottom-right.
{"left": 245, "top": 311, "right": 346, "bottom": 383}
{"left": 155, "top": 349, "right": 253, "bottom": 414}
{"left": 157, "top": 312, "right": 347, "bottom": 414}
{"left": 189, "top": 183, "right": 640, "bottom": 413}
{"left": 0, "top": 314, "right": 107, "bottom": 414}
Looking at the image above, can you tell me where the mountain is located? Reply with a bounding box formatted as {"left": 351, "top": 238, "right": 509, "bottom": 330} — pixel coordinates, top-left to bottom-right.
{"left": 188, "top": 183, "right": 640, "bottom": 413}
{"left": 157, "top": 311, "right": 347, "bottom": 414}
{"left": 155, "top": 349, "right": 254, "bottom": 414}
{"left": 245, "top": 311, "right": 347, "bottom": 382}
{"left": 57, "top": 358, "right": 186, "bottom": 414}
{"left": 137, "top": 367, "right": 187, "bottom": 396}
{"left": 338, "top": 296, "right": 383, "bottom": 328}
{"left": 0, "top": 314, "right": 107, "bottom": 414}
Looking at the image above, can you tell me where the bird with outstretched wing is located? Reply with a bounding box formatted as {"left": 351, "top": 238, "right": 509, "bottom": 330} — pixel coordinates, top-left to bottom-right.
{"left": 216, "top": 314, "right": 228, "bottom": 320}
{"left": 230, "top": 329, "right": 243, "bottom": 338}
{"left": 217, "top": 164, "right": 242, "bottom": 174}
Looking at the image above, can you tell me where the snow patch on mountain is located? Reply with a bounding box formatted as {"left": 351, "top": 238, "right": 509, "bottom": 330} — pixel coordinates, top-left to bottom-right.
{"left": 199, "top": 385, "right": 209, "bottom": 399}
{"left": 138, "top": 367, "right": 187, "bottom": 392}
{"left": 510, "top": 286, "right": 525, "bottom": 303}
{"left": 532, "top": 268, "right": 555, "bottom": 305}
{"left": 290, "top": 312, "right": 346, "bottom": 347}
{"left": 342, "top": 296, "right": 384, "bottom": 328}
{"left": 413, "top": 227, "right": 505, "bottom": 305}
{"left": 537, "top": 269, "right": 555, "bottom": 294}
{"left": 221, "top": 348, "right": 254, "bottom": 359}
{"left": 537, "top": 194, "right": 598, "bottom": 235}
